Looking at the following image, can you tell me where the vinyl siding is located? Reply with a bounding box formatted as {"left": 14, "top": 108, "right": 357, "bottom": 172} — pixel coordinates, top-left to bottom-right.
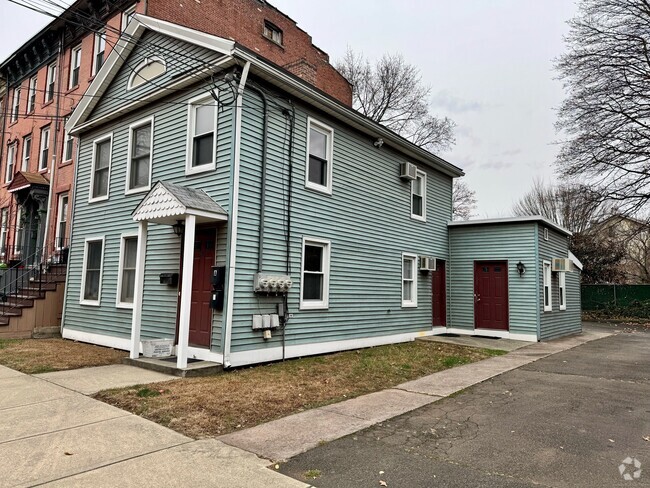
{"left": 63, "top": 79, "right": 234, "bottom": 352}
{"left": 538, "top": 225, "right": 582, "bottom": 340}
{"left": 229, "top": 84, "right": 453, "bottom": 354}
{"left": 89, "top": 31, "right": 225, "bottom": 121}
{"left": 448, "top": 223, "right": 539, "bottom": 337}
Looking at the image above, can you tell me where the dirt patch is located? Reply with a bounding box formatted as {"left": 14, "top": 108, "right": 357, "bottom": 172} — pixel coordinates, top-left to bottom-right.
{"left": 0, "top": 338, "right": 127, "bottom": 374}
{"left": 96, "top": 342, "right": 504, "bottom": 439}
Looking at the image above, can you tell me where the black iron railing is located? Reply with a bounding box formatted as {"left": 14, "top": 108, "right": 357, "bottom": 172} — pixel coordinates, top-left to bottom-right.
{"left": 0, "top": 239, "right": 69, "bottom": 316}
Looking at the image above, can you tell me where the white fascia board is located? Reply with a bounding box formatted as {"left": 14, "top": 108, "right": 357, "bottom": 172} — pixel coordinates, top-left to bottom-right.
{"left": 449, "top": 215, "right": 572, "bottom": 237}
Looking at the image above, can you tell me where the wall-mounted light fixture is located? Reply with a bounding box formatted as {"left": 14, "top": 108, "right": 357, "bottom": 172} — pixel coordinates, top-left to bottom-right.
{"left": 373, "top": 138, "right": 384, "bottom": 148}
{"left": 516, "top": 261, "right": 526, "bottom": 276}
{"left": 172, "top": 220, "right": 185, "bottom": 237}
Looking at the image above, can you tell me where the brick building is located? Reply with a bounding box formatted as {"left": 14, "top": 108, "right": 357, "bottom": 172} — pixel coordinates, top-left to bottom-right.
{"left": 0, "top": 0, "right": 351, "bottom": 336}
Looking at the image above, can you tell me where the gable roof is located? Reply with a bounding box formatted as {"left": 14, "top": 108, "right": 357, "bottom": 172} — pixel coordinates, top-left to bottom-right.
{"left": 67, "top": 15, "right": 464, "bottom": 178}
{"left": 132, "top": 181, "right": 227, "bottom": 224}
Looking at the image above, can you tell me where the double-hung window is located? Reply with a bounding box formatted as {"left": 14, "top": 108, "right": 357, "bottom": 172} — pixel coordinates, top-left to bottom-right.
{"left": 411, "top": 170, "right": 426, "bottom": 221}
{"left": 559, "top": 272, "right": 566, "bottom": 311}
{"left": 55, "top": 193, "right": 68, "bottom": 249}
{"left": 45, "top": 63, "right": 56, "bottom": 102}
{"left": 543, "top": 260, "right": 552, "bottom": 312}
{"left": 263, "top": 21, "right": 283, "bottom": 45}
{"left": 63, "top": 118, "right": 75, "bottom": 162}
{"left": 11, "top": 87, "right": 20, "bottom": 122}
{"left": 81, "top": 237, "right": 104, "bottom": 305}
{"left": 0, "top": 208, "right": 7, "bottom": 256}
{"left": 300, "top": 238, "right": 331, "bottom": 310}
{"left": 69, "top": 45, "right": 82, "bottom": 88}
{"left": 5, "top": 142, "right": 16, "bottom": 183}
{"left": 39, "top": 126, "right": 50, "bottom": 171}
{"left": 27, "top": 76, "right": 37, "bottom": 113}
{"left": 126, "top": 117, "right": 153, "bottom": 192}
{"left": 306, "top": 118, "right": 333, "bottom": 194}
{"left": 117, "top": 235, "right": 138, "bottom": 308}
{"left": 90, "top": 135, "right": 112, "bottom": 202}
{"left": 22, "top": 135, "right": 31, "bottom": 171}
{"left": 187, "top": 96, "right": 217, "bottom": 174}
{"left": 122, "top": 4, "right": 136, "bottom": 31}
{"left": 402, "top": 254, "right": 417, "bottom": 307}
{"left": 93, "top": 30, "right": 106, "bottom": 75}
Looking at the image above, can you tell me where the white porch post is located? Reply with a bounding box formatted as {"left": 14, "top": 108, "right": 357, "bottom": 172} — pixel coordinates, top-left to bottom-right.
{"left": 129, "top": 220, "right": 148, "bottom": 359}
{"left": 177, "top": 214, "right": 196, "bottom": 369}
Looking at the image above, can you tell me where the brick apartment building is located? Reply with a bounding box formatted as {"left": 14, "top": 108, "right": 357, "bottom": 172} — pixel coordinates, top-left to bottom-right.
{"left": 0, "top": 0, "right": 351, "bottom": 335}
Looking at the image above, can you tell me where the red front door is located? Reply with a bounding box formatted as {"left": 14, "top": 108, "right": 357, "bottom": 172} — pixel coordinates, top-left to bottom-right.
{"left": 432, "top": 260, "right": 447, "bottom": 326}
{"left": 188, "top": 227, "right": 216, "bottom": 348}
{"left": 474, "top": 261, "right": 509, "bottom": 330}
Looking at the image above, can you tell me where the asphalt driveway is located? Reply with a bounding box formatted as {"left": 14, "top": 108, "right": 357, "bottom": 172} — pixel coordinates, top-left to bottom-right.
{"left": 280, "top": 326, "right": 650, "bottom": 487}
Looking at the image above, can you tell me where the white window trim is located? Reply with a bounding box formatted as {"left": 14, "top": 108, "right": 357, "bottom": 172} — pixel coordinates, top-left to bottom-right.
{"left": 39, "top": 126, "right": 50, "bottom": 171}
{"left": 45, "top": 63, "right": 56, "bottom": 103}
{"left": 402, "top": 253, "right": 418, "bottom": 308}
{"left": 63, "top": 122, "right": 74, "bottom": 163}
{"left": 0, "top": 208, "right": 8, "bottom": 256}
{"left": 543, "top": 260, "right": 552, "bottom": 312}
{"left": 69, "top": 45, "right": 82, "bottom": 89}
{"left": 92, "top": 30, "right": 106, "bottom": 76}
{"left": 27, "top": 76, "right": 37, "bottom": 113}
{"left": 11, "top": 87, "right": 20, "bottom": 122}
{"left": 300, "top": 236, "right": 331, "bottom": 310}
{"left": 305, "top": 117, "right": 334, "bottom": 195}
{"left": 122, "top": 4, "right": 137, "bottom": 32}
{"left": 116, "top": 232, "right": 138, "bottom": 309}
{"left": 410, "top": 170, "right": 427, "bottom": 222}
{"left": 89, "top": 133, "right": 113, "bottom": 203}
{"left": 185, "top": 94, "right": 218, "bottom": 175}
{"left": 559, "top": 271, "right": 566, "bottom": 311}
{"left": 125, "top": 116, "right": 154, "bottom": 194}
{"left": 80, "top": 236, "right": 105, "bottom": 306}
{"left": 127, "top": 56, "right": 167, "bottom": 90}
{"left": 55, "top": 193, "right": 68, "bottom": 250}
{"left": 22, "top": 135, "right": 31, "bottom": 171}
{"left": 5, "top": 142, "right": 16, "bottom": 183}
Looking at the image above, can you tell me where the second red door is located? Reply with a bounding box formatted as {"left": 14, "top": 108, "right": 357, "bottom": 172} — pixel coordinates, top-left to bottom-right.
{"left": 474, "top": 261, "right": 509, "bottom": 331}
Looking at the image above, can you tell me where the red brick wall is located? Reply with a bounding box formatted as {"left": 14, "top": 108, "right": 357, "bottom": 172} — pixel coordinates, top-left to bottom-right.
{"left": 147, "top": 0, "right": 352, "bottom": 105}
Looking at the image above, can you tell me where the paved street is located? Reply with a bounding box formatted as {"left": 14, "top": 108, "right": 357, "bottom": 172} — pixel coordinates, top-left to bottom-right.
{"left": 280, "top": 326, "right": 650, "bottom": 487}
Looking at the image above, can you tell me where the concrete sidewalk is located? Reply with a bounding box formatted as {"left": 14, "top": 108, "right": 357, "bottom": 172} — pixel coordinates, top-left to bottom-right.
{"left": 0, "top": 365, "right": 307, "bottom": 487}
{"left": 219, "top": 328, "right": 612, "bottom": 461}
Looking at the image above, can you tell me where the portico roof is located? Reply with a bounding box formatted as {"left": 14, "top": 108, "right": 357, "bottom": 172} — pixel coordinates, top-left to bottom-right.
{"left": 7, "top": 171, "right": 50, "bottom": 193}
{"left": 132, "top": 181, "right": 228, "bottom": 225}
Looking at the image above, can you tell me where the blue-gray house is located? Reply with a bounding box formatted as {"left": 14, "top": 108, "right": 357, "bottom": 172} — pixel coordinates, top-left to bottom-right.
{"left": 63, "top": 16, "right": 582, "bottom": 369}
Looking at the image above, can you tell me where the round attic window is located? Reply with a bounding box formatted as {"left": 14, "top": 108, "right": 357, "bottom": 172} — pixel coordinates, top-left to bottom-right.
{"left": 127, "top": 57, "right": 167, "bottom": 90}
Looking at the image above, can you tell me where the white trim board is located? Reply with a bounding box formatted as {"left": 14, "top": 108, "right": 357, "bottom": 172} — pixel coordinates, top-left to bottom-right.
{"left": 432, "top": 327, "right": 538, "bottom": 342}
{"left": 185, "top": 347, "right": 223, "bottom": 364}
{"left": 228, "top": 330, "right": 434, "bottom": 367}
{"left": 63, "top": 328, "right": 136, "bottom": 352}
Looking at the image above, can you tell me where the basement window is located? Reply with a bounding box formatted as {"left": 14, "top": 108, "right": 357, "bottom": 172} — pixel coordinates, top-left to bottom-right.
{"left": 263, "top": 21, "right": 283, "bottom": 45}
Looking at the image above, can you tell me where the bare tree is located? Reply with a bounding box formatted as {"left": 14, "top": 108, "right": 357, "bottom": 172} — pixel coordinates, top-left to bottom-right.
{"left": 337, "top": 49, "right": 456, "bottom": 152}
{"left": 512, "top": 179, "right": 610, "bottom": 233}
{"left": 452, "top": 180, "right": 477, "bottom": 221}
{"left": 556, "top": 0, "right": 650, "bottom": 214}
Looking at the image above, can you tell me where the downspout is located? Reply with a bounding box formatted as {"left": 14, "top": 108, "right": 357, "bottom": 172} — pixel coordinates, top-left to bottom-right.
{"left": 223, "top": 60, "right": 251, "bottom": 368}
{"left": 281, "top": 104, "right": 295, "bottom": 362}
{"left": 41, "top": 31, "right": 64, "bottom": 262}
{"left": 59, "top": 117, "right": 82, "bottom": 334}
{"left": 247, "top": 85, "right": 268, "bottom": 273}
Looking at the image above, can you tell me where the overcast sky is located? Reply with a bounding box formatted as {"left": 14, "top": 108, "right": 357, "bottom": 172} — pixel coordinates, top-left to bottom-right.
{"left": 0, "top": 0, "right": 578, "bottom": 217}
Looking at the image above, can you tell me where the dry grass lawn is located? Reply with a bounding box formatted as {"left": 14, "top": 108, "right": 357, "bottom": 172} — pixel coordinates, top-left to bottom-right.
{"left": 0, "top": 338, "right": 127, "bottom": 374}
{"left": 96, "top": 341, "right": 505, "bottom": 439}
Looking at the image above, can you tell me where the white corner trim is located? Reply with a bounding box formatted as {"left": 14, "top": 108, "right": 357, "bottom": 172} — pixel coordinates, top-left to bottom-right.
{"left": 62, "top": 327, "right": 135, "bottom": 351}
{"left": 223, "top": 61, "right": 251, "bottom": 368}
{"left": 228, "top": 330, "right": 435, "bottom": 367}
{"left": 125, "top": 116, "right": 154, "bottom": 195}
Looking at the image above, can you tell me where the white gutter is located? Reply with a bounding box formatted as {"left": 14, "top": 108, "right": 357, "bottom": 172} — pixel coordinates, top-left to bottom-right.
{"left": 223, "top": 61, "right": 251, "bottom": 368}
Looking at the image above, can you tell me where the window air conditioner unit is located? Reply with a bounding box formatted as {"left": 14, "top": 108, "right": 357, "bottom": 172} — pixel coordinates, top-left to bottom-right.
{"left": 552, "top": 258, "right": 572, "bottom": 272}
{"left": 400, "top": 162, "right": 418, "bottom": 181}
{"left": 419, "top": 256, "right": 436, "bottom": 272}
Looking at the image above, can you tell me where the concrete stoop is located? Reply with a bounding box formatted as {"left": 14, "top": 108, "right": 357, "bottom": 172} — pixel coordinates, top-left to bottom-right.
{"left": 122, "top": 356, "right": 223, "bottom": 378}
